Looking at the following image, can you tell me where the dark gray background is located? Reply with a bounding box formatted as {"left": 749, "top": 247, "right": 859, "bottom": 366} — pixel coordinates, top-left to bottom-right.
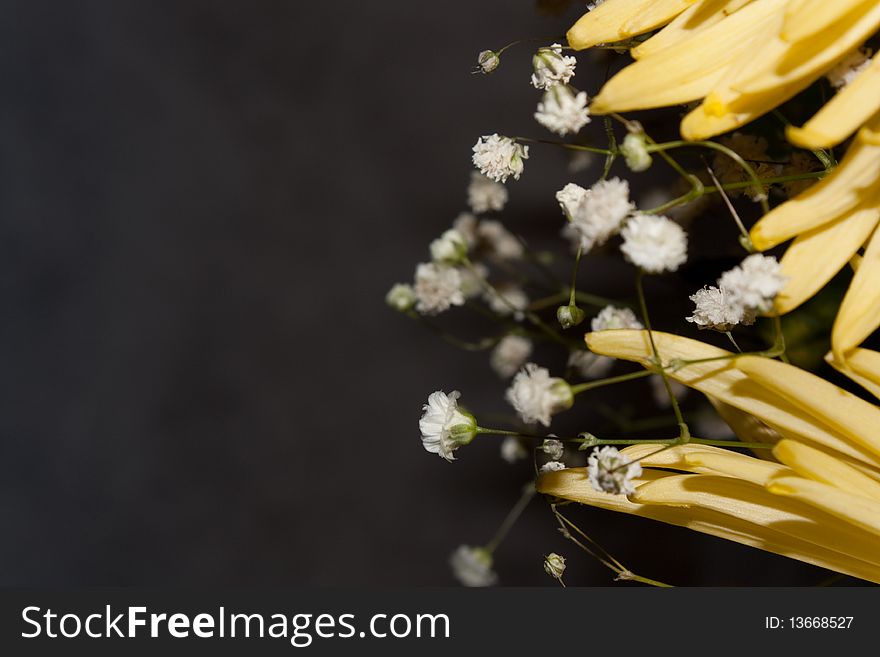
{"left": 0, "top": 1, "right": 835, "bottom": 585}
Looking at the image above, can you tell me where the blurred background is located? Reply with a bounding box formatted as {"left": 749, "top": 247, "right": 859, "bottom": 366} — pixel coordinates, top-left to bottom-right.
{"left": 0, "top": 0, "right": 852, "bottom": 585}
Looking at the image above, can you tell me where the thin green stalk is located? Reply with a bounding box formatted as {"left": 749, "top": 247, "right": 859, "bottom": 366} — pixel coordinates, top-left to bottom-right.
{"left": 485, "top": 484, "right": 536, "bottom": 553}
{"left": 635, "top": 270, "right": 690, "bottom": 441}
{"left": 570, "top": 368, "right": 655, "bottom": 395}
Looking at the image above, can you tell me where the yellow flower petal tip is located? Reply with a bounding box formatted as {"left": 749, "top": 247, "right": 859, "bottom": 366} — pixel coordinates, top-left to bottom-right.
{"left": 748, "top": 225, "right": 773, "bottom": 252}
{"left": 703, "top": 93, "right": 728, "bottom": 118}
{"left": 785, "top": 124, "right": 834, "bottom": 150}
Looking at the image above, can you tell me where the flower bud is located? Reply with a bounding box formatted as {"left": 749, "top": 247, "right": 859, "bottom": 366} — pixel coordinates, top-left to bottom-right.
{"left": 386, "top": 283, "right": 416, "bottom": 312}
{"left": 620, "top": 132, "right": 652, "bottom": 172}
{"left": 430, "top": 228, "right": 468, "bottom": 264}
{"left": 557, "top": 303, "right": 586, "bottom": 329}
{"left": 476, "top": 50, "right": 501, "bottom": 74}
{"left": 543, "top": 552, "right": 566, "bottom": 579}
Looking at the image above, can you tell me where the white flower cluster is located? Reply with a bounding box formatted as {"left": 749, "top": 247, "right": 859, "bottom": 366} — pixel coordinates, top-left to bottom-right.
{"left": 419, "top": 391, "right": 477, "bottom": 461}
{"left": 686, "top": 286, "right": 749, "bottom": 332}
{"left": 490, "top": 335, "right": 533, "bottom": 378}
{"left": 484, "top": 283, "right": 529, "bottom": 318}
{"left": 414, "top": 262, "right": 465, "bottom": 315}
{"left": 587, "top": 446, "right": 642, "bottom": 496}
{"left": 688, "top": 254, "right": 786, "bottom": 330}
{"left": 505, "top": 363, "right": 573, "bottom": 427}
{"left": 531, "top": 43, "right": 576, "bottom": 90}
{"left": 467, "top": 172, "right": 508, "bottom": 214}
{"left": 500, "top": 436, "right": 528, "bottom": 464}
{"left": 450, "top": 545, "right": 497, "bottom": 587}
{"left": 535, "top": 86, "right": 591, "bottom": 136}
{"left": 472, "top": 134, "right": 529, "bottom": 183}
{"left": 620, "top": 213, "right": 688, "bottom": 273}
{"left": 592, "top": 305, "right": 643, "bottom": 331}
{"left": 556, "top": 177, "right": 635, "bottom": 252}
{"left": 429, "top": 228, "right": 468, "bottom": 264}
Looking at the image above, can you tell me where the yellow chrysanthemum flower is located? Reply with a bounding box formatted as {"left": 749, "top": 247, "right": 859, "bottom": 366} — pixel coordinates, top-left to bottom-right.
{"left": 537, "top": 330, "right": 880, "bottom": 582}
{"left": 568, "top": 0, "right": 880, "bottom": 395}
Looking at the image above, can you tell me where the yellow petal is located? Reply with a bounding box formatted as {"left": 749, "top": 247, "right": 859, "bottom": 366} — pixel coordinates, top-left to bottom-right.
{"left": 632, "top": 473, "right": 880, "bottom": 565}
{"left": 767, "top": 475, "right": 880, "bottom": 537}
{"left": 772, "top": 439, "right": 880, "bottom": 502}
{"left": 681, "top": 2, "right": 880, "bottom": 139}
{"left": 749, "top": 123, "right": 880, "bottom": 250}
{"left": 781, "top": 0, "right": 875, "bottom": 43}
{"left": 537, "top": 467, "right": 880, "bottom": 582}
{"left": 774, "top": 205, "right": 880, "bottom": 313}
{"left": 832, "top": 222, "right": 880, "bottom": 359}
{"left": 619, "top": 442, "right": 788, "bottom": 485}
{"left": 631, "top": 0, "right": 754, "bottom": 60}
{"left": 585, "top": 330, "right": 880, "bottom": 467}
{"left": 735, "top": 355, "right": 880, "bottom": 460}
{"left": 827, "top": 348, "right": 880, "bottom": 401}
{"left": 787, "top": 65, "right": 880, "bottom": 149}
{"left": 590, "top": 0, "right": 785, "bottom": 113}
{"left": 567, "top": 0, "right": 698, "bottom": 50}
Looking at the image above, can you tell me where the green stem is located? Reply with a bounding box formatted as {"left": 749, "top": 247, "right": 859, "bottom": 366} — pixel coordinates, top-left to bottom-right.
{"left": 645, "top": 139, "right": 770, "bottom": 214}
{"left": 636, "top": 270, "right": 690, "bottom": 441}
{"left": 485, "top": 484, "right": 536, "bottom": 553}
{"left": 581, "top": 436, "right": 774, "bottom": 450}
{"left": 513, "top": 136, "right": 612, "bottom": 155}
{"left": 570, "top": 368, "right": 654, "bottom": 395}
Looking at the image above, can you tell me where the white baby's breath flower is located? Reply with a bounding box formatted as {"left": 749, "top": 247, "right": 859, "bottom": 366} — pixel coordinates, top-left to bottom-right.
{"left": 430, "top": 228, "right": 468, "bottom": 264}
{"left": 475, "top": 50, "right": 500, "bottom": 75}
{"left": 556, "top": 182, "right": 589, "bottom": 221}
{"left": 534, "top": 86, "right": 591, "bottom": 136}
{"left": 484, "top": 283, "right": 529, "bottom": 318}
{"left": 620, "top": 133, "right": 652, "bottom": 172}
{"left": 453, "top": 212, "right": 479, "bottom": 247}
{"left": 531, "top": 43, "right": 576, "bottom": 90}
{"left": 450, "top": 545, "right": 497, "bottom": 587}
{"left": 385, "top": 283, "right": 416, "bottom": 312}
{"left": 457, "top": 262, "right": 488, "bottom": 299}
{"left": 472, "top": 134, "right": 529, "bottom": 183}
{"left": 540, "top": 460, "right": 567, "bottom": 473}
{"left": 827, "top": 48, "right": 872, "bottom": 89}
{"left": 620, "top": 213, "right": 688, "bottom": 273}
{"left": 419, "top": 391, "right": 478, "bottom": 461}
{"left": 543, "top": 553, "right": 566, "bottom": 579}
{"left": 414, "top": 263, "right": 465, "bottom": 315}
{"left": 506, "top": 363, "right": 573, "bottom": 427}
{"left": 587, "top": 446, "right": 642, "bottom": 495}
{"left": 568, "top": 350, "right": 614, "bottom": 379}
{"left": 500, "top": 436, "right": 529, "bottom": 464}
{"left": 541, "top": 438, "right": 565, "bottom": 460}
{"left": 650, "top": 375, "right": 688, "bottom": 408}
{"left": 718, "top": 254, "right": 787, "bottom": 313}
{"left": 556, "top": 178, "right": 634, "bottom": 251}
{"left": 467, "top": 171, "right": 509, "bottom": 214}
{"left": 478, "top": 220, "right": 524, "bottom": 260}
{"left": 568, "top": 150, "right": 594, "bottom": 173}
{"left": 491, "top": 335, "right": 533, "bottom": 378}
{"left": 686, "top": 286, "right": 748, "bottom": 331}
{"left": 591, "top": 305, "right": 643, "bottom": 331}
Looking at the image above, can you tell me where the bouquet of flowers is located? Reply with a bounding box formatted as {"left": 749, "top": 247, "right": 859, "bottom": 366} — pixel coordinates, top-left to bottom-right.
{"left": 388, "top": 0, "right": 880, "bottom": 586}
